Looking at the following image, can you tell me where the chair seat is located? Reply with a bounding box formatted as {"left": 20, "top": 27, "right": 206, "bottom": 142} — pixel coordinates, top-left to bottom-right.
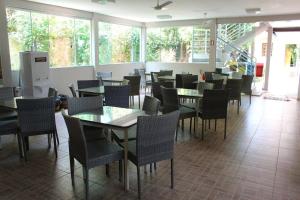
{"left": 87, "top": 140, "right": 123, "bottom": 168}
{"left": 0, "top": 120, "right": 18, "bottom": 135}
{"left": 111, "top": 126, "right": 137, "bottom": 145}
{"left": 0, "top": 110, "right": 18, "bottom": 120}
{"left": 83, "top": 126, "right": 106, "bottom": 141}
{"left": 179, "top": 106, "right": 196, "bottom": 119}
{"left": 181, "top": 102, "right": 197, "bottom": 109}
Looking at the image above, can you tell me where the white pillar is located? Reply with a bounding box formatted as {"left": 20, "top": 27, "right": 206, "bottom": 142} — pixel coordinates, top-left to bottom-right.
{"left": 209, "top": 19, "right": 217, "bottom": 72}
{"left": 263, "top": 27, "right": 273, "bottom": 90}
{"left": 141, "top": 25, "right": 146, "bottom": 66}
{"left": 0, "top": 0, "right": 13, "bottom": 86}
{"left": 91, "top": 14, "right": 98, "bottom": 78}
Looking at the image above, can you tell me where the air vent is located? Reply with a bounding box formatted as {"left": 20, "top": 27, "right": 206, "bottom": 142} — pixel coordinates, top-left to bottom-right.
{"left": 245, "top": 8, "right": 261, "bottom": 14}
{"left": 157, "top": 15, "right": 172, "bottom": 19}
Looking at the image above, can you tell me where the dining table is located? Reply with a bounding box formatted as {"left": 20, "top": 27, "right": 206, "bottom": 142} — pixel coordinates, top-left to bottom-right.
{"left": 102, "top": 78, "right": 123, "bottom": 85}
{"left": 77, "top": 86, "right": 105, "bottom": 97}
{"left": 0, "top": 96, "right": 34, "bottom": 110}
{"left": 177, "top": 88, "right": 203, "bottom": 138}
{"left": 71, "top": 106, "right": 147, "bottom": 191}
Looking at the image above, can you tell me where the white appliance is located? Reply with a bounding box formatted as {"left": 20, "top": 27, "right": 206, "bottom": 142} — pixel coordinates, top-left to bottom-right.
{"left": 19, "top": 51, "right": 50, "bottom": 97}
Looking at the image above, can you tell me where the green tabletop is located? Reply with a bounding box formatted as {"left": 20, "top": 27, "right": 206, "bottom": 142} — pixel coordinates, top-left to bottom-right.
{"left": 72, "top": 106, "right": 146, "bottom": 129}
{"left": 177, "top": 88, "right": 203, "bottom": 98}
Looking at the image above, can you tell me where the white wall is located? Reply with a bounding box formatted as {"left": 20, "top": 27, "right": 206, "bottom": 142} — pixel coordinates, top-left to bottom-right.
{"left": 49, "top": 66, "right": 94, "bottom": 95}
{"left": 95, "top": 63, "right": 144, "bottom": 79}
{"left": 145, "top": 62, "right": 214, "bottom": 75}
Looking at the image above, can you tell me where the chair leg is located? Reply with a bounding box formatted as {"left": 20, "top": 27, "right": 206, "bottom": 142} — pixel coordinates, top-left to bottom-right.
{"left": 215, "top": 120, "right": 217, "bottom": 131}
{"left": 171, "top": 159, "right": 174, "bottom": 189}
{"left": 53, "top": 133, "right": 58, "bottom": 158}
{"left": 119, "top": 160, "right": 122, "bottom": 182}
{"left": 189, "top": 118, "right": 192, "bottom": 133}
{"left": 83, "top": 167, "right": 89, "bottom": 200}
{"left": 201, "top": 119, "right": 204, "bottom": 140}
{"left": 137, "top": 165, "right": 141, "bottom": 200}
{"left": 48, "top": 134, "right": 51, "bottom": 149}
{"left": 194, "top": 117, "right": 196, "bottom": 132}
{"left": 250, "top": 93, "right": 252, "bottom": 104}
{"left": 224, "top": 117, "right": 227, "bottom": 139}
{"left": 150, "top": 163, "right": 152, "bottom": 173}
{"left": 237, "top": 101, "right": 240, "bottom": 114}
{"left": 25, "top": 136, "right": 29, "bottom": 151}
{"left": 154, "top": 162, "right": 157, "bottom": 170}
{"left": 181, "top": 119, "right": 184, "bottom": 131}
{"left": 22, "top": 137, "right": 28, "bottom": 162}
{"left": 70, "top": 156, "right": 75, "bottom": 186}
{"left": 138, "top": 95, "right": 141, "bottom": 109}
{"left": 106, "top": 164, "right": 110, "bottom": 177}
{"left": 17, "top": 133, "right": 23, "bottom": 158}
{"left": 55, "top": 130, "right": 60, "bottom": 145}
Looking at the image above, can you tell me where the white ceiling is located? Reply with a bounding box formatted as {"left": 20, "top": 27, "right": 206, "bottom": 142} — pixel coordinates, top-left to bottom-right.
{"left": 28, "top": 0, "right": 300, "bottom": 22}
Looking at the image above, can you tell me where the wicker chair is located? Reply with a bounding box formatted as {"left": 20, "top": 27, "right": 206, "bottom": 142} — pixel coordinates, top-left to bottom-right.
{"left": 199, "top": 89, "right": 229, "bottom": 140}
{"left": 206, "top": 79, "right": 224, "bottom": 89}
{"left": 63, "top": 114, "right": 123, "bottom": 200}
{"left": 241, "top": 75, "right": 254, "bottom": 104}
{"left": 161, "top": 87, "right": 196, "bottom": 140}
{"left": 0, "top": 87, "right": 17, "bottom": 120}
{"left": 111, "top": 95, "right": 161, "bottom": 145}
{"left": 104, "top": 85, "right": 130, "bottom": 108}
{"left": 124, "top": 75, "right": 141, "bottom": 108}
{"left": 16, "top": 97, "right": 58, "bottom": 161}
{"left": 204, "top": 72, "right": 213, "bottom": 81}
{"left": 182, "top": 75, "right": 198, "bottom": 89}
{"left": 159, "top": 70, "right": 173, "bottom": 76}
{"left": 0, "top": 120, "right": 22, "bottom": 156}
{"left": 68, "top": 84, "right": 77, "bottom": 97}
{"left": 226, "top": 79, "right": 243, "bottom": 114}
{"left": 67, "top": 96, "right": 106, "bottom": 141}
{"left": 128, "top": 111, "right": 180, "bottom": 199}
{"left": 77, "top": 80, "right": 102, "bottom": 89}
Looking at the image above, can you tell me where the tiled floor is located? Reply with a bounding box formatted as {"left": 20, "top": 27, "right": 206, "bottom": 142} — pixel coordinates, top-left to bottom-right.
{"left": 1, "top": 96, "right": 300, "bottom": 200}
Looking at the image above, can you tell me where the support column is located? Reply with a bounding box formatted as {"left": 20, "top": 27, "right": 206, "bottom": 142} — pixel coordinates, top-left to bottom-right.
{"left": 0, "top": 0, "right": 13, "bottom": 86}
{"left": 263, "top": 27, "right": 273, "bottom": 90}
{"left": 141, "top": 25, "right": 147, "bottom": 68}
{"left": 209, "top": 19, "right": 217, "bottom": 71}
{"left": 91, "top": 14, "right": 99, "bottom": 77}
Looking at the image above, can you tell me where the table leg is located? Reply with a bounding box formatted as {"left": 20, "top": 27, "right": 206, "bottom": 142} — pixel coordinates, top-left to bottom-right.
{"left": 195, "top": 98, "right": 199, "bottom": 138}
{"left": 123, "top": 129, "right": 129, "bottom": 191}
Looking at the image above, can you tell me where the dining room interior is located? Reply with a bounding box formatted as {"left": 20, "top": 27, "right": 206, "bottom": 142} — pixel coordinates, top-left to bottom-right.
{"left": 1, "top": 0, "right": 300, "bottom": 199}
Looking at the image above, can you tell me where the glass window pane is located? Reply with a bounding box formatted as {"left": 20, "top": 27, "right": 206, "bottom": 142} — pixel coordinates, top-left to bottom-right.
{"left": 146, "top": 28, "right": 161, "bottom": 62}
{"left": 31, "top": 12, "right": 49, "bottom": 52}
{"left": 7, "top": 8, "right": 32, "bottom": 70}
{"left": 48, "top": 15, "right": 74, "bottom": 67}
{"left": 98, "top": 22, "right": 141, "bottom": 64}
{"left": 74, "top": 19, "right": 91, "bottom": 66}
{"left": 146, "top": 26, "right": 210, "bottom": 63}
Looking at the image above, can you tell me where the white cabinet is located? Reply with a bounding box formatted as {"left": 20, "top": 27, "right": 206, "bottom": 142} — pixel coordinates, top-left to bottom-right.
{"left": 20, "top": 51, "right": 50, "bottom": 97}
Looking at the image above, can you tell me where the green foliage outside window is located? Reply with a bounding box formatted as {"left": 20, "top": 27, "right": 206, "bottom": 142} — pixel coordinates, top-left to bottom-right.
{"left": 6, "top": 8, "right": 91, "bottom": 69}
{"left": 98, "top": 22, "right": 141, "bottom": 64}
{"left": 146, "top": 26, "right": 210, "bottom": 63}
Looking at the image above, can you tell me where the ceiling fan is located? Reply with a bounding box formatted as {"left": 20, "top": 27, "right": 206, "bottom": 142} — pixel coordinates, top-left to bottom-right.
{"left": 154, "top": 0, "right": 173, "bottom": 10}
{"left": 91, "top": 0, "right": 116, "bottom": 5}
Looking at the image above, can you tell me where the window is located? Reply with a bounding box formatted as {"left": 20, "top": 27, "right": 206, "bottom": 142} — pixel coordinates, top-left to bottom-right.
{"left": 98, "top": 22, "right": 141, "bottom": 64}
{"left": 6, "top": 8, "right": 91, "bottom": 69}
{"left": 146, "top": 26, "right": 210, "bottom": 63}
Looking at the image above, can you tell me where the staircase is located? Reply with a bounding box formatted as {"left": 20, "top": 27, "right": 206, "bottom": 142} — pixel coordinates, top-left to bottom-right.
{"left": 216, "top": 22, "right": 270, "bottom": 75}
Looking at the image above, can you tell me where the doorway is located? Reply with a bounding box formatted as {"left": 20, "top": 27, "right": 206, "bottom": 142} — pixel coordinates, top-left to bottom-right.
{"left": 269, "top": 31, "right": 300, "bottom": 99}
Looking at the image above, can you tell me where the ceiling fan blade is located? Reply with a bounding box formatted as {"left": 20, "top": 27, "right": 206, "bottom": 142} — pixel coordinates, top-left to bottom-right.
{"left": 159, "top": 1, "right": 173, "bottom": 8}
